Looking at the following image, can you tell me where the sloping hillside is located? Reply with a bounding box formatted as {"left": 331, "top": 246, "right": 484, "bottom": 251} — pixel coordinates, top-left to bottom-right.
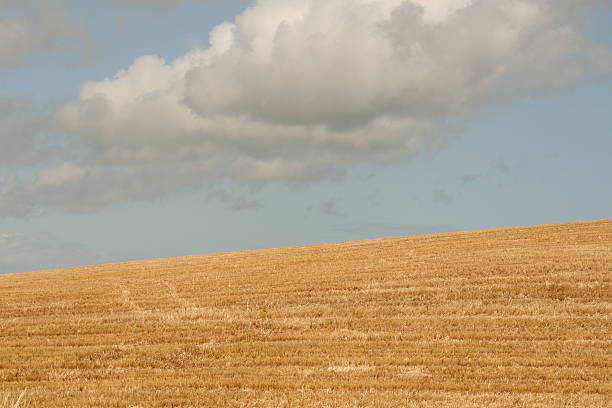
{"left": 1, "top": 220, "right": 611, "bottom": 407}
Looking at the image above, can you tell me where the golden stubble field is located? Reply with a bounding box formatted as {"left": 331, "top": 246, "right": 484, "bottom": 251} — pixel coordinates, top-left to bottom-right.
{"left": 0, "top": 220, "right": 611, "bottom": 408}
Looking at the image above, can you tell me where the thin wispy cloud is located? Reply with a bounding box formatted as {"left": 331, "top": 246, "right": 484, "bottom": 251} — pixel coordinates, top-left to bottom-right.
{"left": 208, "top": 187, "right": 263, "bottom": 212}
{"left": 115, "top": 0, "right": 184, "bottom": 7}
{"left": 320, "top": 199, "right": 347, "bottom": 218}
{"left": 333, "top": 222, "right": 458, "bottom": 238}
{"left": 432, "top": 189, "right": 454, "bottom": 205}
{"left": 460, "top": 174, "right": 480, "bottom": 185}
{"left": 0, "top": 0, "right": 84, "bottom": 68}
{"left": 0, "top": 229, "right": 107, "bottom": 274}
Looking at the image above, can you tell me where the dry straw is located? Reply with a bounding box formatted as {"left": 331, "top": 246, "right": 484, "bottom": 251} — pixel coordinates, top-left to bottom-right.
{"left": 0, "top": 391, "right": 27, "bottom": 408}
{"left": 1, "top": 220, "right": 610, "bottom": 407}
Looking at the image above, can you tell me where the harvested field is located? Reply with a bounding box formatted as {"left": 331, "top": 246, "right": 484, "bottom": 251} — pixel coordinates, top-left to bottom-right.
{"left": 1, "top": 220, "right": 611, "bottom": 407}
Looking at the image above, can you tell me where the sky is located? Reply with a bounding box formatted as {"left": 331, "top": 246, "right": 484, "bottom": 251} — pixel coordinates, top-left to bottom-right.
{"left": 1, "top": 0, "right": 611, "bottom": 274}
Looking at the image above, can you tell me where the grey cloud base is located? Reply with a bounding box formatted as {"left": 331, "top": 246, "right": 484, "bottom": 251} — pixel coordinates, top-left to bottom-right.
{"left": 0, "top": 97, "right": 63, "bottom": 167}
{"left": 2, "top": 0, "right": 612, "bottom": 217}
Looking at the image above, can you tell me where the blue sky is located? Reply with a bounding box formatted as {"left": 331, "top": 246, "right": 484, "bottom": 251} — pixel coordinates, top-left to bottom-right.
{"left": 1, "top": 0, "right": 611, "bottom": 273}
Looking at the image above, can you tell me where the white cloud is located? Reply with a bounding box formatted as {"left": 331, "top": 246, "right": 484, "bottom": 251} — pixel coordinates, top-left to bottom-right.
{"left": 2, "top": 0, "right": 612, "bottom": 216}
{"left": 0, "top": 0, "right": 83, "bottom": 68}
{"left": 0, "top": 229, "right": 106, "bottom": 273}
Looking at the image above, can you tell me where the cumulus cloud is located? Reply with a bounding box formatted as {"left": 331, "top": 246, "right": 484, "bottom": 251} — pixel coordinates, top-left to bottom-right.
{"left": 3, "top": 0, "right": 612, "bottom": 216}
{"left": 0, "top": 229, "right": 106, "bottom": 273}
{"left": 0, "top": 0, "right": 83, "bottom": 68}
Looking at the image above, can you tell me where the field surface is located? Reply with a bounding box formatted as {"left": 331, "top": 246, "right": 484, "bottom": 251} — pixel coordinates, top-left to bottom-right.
{"left": 1, "top": 220, "right": 611, "bottom": 407}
